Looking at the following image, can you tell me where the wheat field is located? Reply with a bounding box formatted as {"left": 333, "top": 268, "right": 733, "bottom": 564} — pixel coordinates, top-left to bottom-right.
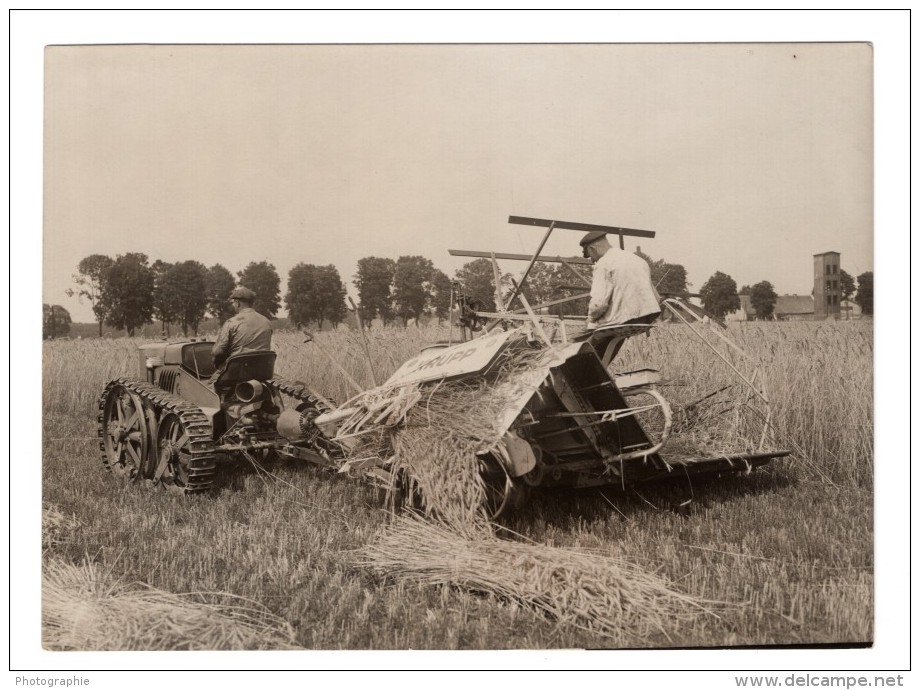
{"left": 40, "top": 319, "right": 873, "bottom": 650}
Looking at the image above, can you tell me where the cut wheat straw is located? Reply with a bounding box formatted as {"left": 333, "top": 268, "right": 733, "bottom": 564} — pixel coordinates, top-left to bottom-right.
{"left": 43, "top": 504, "right": 82, "bottom": 550}
{"left": 350, "top": 344, "right": 549, "bottom": 522}
{"left": 341, "top": 344, "right": 720, "bottom": 643}
{"left": 42, "top": 559, "right": 300, "bottom": 650}
{"left": 358, "top": 514, "right": 717, "bottom": 643}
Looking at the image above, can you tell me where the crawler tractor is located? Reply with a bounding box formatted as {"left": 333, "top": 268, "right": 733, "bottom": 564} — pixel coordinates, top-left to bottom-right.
{"left": 98, "top": 342, "right": 342, "bottom": 493}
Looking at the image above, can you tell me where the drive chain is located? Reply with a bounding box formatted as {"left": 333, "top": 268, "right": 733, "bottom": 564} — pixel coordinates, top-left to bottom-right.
{"left": 269, "top": 375, "right": 344, "bottom": 459}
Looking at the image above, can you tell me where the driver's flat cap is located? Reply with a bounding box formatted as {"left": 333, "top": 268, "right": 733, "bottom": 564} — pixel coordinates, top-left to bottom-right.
{"left": 230, "top": 287, "right": 256, "bottom": 301}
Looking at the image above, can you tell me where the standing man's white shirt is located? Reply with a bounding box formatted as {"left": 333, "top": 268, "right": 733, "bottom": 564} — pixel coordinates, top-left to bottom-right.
{"left": 587, "top": 249, "right": 661, "bottom": 329}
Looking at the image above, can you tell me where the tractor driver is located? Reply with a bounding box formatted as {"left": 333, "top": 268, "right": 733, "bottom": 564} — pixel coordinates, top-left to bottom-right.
{"left": 580, "top": 231, "right": 661, "bottom": 330}
{"left": 210, "top": 287, "right": 273, "bottom": 377}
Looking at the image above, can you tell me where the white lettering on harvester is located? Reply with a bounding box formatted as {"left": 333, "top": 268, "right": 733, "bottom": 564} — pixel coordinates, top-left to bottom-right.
{"left": 409, "top": 346, "right": 477, "bottom": 372}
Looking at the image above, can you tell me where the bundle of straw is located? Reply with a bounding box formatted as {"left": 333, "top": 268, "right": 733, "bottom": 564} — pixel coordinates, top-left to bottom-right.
{"left": 390, "top": 430, "right": 490, "bottom": 525}
{"left": 42, "top": 559, "right": 300, "bottom": 651}
{"left": 353, "top": 343, "right": 549, "bottom": 522}
{"left": 358, "top": 515, "right": 715, "bottom": 643}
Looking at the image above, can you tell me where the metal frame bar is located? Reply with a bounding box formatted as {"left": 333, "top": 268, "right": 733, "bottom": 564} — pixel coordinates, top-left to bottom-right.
{"left": 489, "top": 252, "right": 506, "bottom": 312}
{"left": 508, "top": 215, "right": 656, "bottom": 239}
{"left": 505, "top": 221, "right": 556, "bottom": 310}
{"left": 448, "top": 249, "right": 591, "bottom": 265}
{"left": 561, "top": 259, "right": 593, "bottom": 287}
{"left": 662, "top": 299, "right": 767, "bottom": 403}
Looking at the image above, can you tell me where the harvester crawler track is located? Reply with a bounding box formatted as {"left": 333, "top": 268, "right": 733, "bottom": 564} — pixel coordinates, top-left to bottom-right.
{"left": 98, "top": 377, "right": 217, "bottom": 495}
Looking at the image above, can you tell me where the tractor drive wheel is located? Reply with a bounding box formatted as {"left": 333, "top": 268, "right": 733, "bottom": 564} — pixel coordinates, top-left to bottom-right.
{"left": 152, "top": 412, "right": 216, "bottom": 495}
{"left": 99, "top": 383, "right": 153, "bottom": 481}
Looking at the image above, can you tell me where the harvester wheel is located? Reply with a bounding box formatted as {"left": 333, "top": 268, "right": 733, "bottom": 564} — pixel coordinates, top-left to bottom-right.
{"left": 481, "top": 458, "right": 530, "bottom": 519}
{"left": 99, "top": 383, "right": 151, "bottom": 482}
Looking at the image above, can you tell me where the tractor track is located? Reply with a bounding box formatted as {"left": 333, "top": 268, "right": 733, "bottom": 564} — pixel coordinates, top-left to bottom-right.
{"left": 269, "top": 375, "right": 336, "bottom": 416}
{"left": 98, "top": 375, "right": 342, "bottom": 496}
{"left": 98, "top": 377, "right": 217, "bottom": 495}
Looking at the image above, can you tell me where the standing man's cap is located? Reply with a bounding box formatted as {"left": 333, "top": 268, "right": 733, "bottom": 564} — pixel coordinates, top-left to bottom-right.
{"left": 580, "top": 230, "right": 607, "bottom": 257}
{"left": 579, "top": 230, "right": 607, "bottom": 248}
{"left": 230, "top": 287, "right": 257, "bottom": 301}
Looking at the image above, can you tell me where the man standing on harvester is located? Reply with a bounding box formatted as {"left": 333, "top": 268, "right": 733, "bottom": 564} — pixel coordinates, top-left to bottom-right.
{"left": 211, "top": 286, "right": 273, "bottom": 375}
{"left": 580, "top": 230, "right": 661, "bottom": 330}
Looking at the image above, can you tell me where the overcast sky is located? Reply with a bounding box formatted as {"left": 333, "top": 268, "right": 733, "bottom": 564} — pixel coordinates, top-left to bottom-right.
{"left": 44, "top": 42, "right": 872, "bottom": 321}
{"left": 16, "top": 10, "right": 912, "bottom": 675}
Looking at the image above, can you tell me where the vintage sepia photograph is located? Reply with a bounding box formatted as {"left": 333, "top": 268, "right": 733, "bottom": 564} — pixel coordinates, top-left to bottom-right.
{"left": 17, "top": 9, "right": 909, "bottom": 678}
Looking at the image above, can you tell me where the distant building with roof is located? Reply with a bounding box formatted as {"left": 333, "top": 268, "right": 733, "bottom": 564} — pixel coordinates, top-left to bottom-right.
{"left": 774, "top": 295, "right": 815, "bottom": 320}
{"left": 727, "top": 293, "right": 815, "bottom": 321}
{"left": 841, "top": 298, "right": 862, "bottom": 319}
{"left": 726, "top": 294, "right": 753, "bottom": 322}
{"left": 725, "top": 250, "right": 854, "bottom": 321}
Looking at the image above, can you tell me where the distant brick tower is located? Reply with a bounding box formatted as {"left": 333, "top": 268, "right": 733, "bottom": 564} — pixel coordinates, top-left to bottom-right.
{"left": 813, "top": 251, "right": 841, "bottom": 319}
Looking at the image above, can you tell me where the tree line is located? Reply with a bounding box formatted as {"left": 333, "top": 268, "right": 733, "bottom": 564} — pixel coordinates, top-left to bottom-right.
{"left": 62, "top": 252, "right": 602, "bottom": 337}
{"left": 63, "top": 253, "right": 463, "bottom": 337}
{"left": 65, "top": 254, "right": 290, "bottom": 337}
{"left": 58, "top": 249, "right": 874, "bottom": 339}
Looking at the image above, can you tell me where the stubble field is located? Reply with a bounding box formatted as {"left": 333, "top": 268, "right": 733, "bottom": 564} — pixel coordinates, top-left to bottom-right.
{"left": 41, "top": 320, "right": 873, "bottom": 650}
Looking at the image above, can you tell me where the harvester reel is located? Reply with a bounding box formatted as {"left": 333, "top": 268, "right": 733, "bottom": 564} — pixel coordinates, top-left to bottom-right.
{"left": 99, "top": 384, "right": 152, "bottom": 482}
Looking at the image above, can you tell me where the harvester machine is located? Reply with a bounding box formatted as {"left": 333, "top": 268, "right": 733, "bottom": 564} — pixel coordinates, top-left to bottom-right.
{"left": 296, "top": 216, "right": 790, "bottom": 515}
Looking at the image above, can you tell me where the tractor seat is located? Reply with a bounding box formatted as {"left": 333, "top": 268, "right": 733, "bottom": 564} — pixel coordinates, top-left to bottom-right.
{"left": 212, "top": 350, "right": 277, "bottom": 390}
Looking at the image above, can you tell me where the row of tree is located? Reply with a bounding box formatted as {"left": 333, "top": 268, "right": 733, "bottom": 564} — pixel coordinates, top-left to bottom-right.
{"left": 353, "top": 256, "right": 449, "bottom": 326}
{"left": 65, "top": 252, "right": 600, "bottom": 336}
{"left": 64, "top": 249, "right": 874, "bottom": 338}
{"left": 67, "top": 254, "right": 287, "bottom": 337}
{"left": 66, "top": 253, "right": 455, "bottom": 336}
